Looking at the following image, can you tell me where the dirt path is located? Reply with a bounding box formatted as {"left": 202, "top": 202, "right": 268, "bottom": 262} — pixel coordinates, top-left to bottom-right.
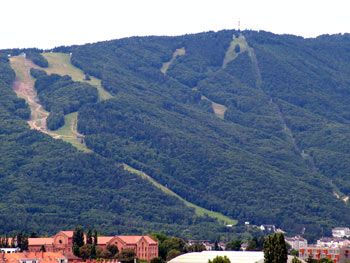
{"left": 247, "top": 41, "right": 349, "bottom": 203}
{"left": 11, "top": 55, "right": 52, "bottom": 134}
{"left": 161, "top": 47, "right": 185, "bottom": 74}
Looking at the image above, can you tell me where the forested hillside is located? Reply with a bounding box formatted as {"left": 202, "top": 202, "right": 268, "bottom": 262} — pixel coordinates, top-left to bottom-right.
{"left": 0, "top": 52, "right": 232, "bottom": 240}
{"left": 2, "top": 30, "right": 350, "bottom": 241}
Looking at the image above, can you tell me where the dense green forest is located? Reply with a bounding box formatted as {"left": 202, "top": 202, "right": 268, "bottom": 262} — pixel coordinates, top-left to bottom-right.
{"left": 31, "top": 69, "right": 98, "bottom": 130}
{"left": 2, "top": 30, "right": 350, "bottom": 241}
{"left": 0, "top": 51, "right": 236, "bottom": 240}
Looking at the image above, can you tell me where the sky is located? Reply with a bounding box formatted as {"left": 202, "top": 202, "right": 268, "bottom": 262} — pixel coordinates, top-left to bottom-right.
{"left": 1, "top": 0, "right": 349, "bottom": 49}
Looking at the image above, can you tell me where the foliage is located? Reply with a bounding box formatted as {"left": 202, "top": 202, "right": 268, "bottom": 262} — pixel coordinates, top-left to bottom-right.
{"left": 225, "top": 240, "right": 242, "bottom": 251}
{"left": 188, "top": 243, "right": 206, "bottom": 252}
{"left": 150, "top": 257, "right": 164, "bottom": 263}
{"left": 32, "top": 73, "right": 98, "bottom": 130}
{"left": 166, "top": 249, "right": 182, "bottom": 261}
{"left": 292, "top": 256, "right": 302, "bottom": 263}
{"left": 2, "top": 30, "right": 350, "bottom": 241}
{"left": 107, "top": 245, "right": 119, "bottom": 257}
{"left": 118, "top": 248, "right": 136, "bottom": 263}
{"left": 26, "top": 51, "right": 49, "bottom": 68}
{"left": 208, "top": 255, "right": 231, "bottom": 263}
{"left": 263, "top": 233, "right": 288, "bottom": 263}
{"left": 246, "top": 236, "right": 264, "bottom": 251}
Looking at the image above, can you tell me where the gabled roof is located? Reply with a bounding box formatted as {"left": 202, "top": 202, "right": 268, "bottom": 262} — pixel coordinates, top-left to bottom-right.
{"left": 28, "top": 238, "right": 53, "bottom": 246}
{"left": 97, "top": 236, "right": 114, "bottom": 245}
{"left": 117, "top": 236, "right": 157, "bottom": 245}
{"left": 58, "top": 231, "right": 75, "bottom": 238}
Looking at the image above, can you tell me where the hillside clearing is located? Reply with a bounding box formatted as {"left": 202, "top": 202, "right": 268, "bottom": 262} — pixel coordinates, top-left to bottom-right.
{"left": 10, "top": 54, "right": 91, "bottom": 152}
{"left": 42, "top": 52, "right": 113, "bottom": 101}
{"left": 161, "top": 47, "right": 185, "bottom": 74}
{"left": 222, "top": 35, "right": 249, "bottom": 69}
{"left": 122, "top": 163, "right": 238, "bottom": 226}
{"left": 201, "top": 95, "right": 227, "bottom": 119}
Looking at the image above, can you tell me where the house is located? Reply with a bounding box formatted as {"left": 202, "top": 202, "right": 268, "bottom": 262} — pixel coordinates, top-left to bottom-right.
{"left": 285, "top": 235, "right": 307, "bottom": 250}
{"left": 332, "top": 227, "right": 350, "bottom": 238}
{"left": 27, "top": 231, "right": 158, "bottom": 262}
{"left": 260, "top": 225, "right": 276, "bottom": 233}
{"left": 0, "top": 251, "right": 67, "bottom": 263}
{"left": 316, "top": 237, "right": 350, "bottom": 248}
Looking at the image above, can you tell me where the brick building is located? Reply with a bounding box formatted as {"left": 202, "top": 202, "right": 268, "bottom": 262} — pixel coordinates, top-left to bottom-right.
{"left": 27, "top": 231, "right": 158, "bottom": 262}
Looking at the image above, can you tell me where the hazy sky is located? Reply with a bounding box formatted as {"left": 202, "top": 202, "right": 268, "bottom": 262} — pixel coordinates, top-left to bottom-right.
{"left": 1, "top": 0, "right": 349, "bottom": 49}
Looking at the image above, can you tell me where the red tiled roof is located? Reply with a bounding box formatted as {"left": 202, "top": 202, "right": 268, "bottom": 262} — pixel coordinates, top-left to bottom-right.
{"left": 97, "top": 236, "right": 114, "bottom": 245}
{"left": 0, "top": 252, "right": 66, "bottom": 263}
{"left": 117, "top": 236, "right": 157, "bottom": 245}
{"left": 28, "top": 238, "right": 53, "bottom": 246}
{"left": 59, "top": 231, "right": 74, "bottom": 238}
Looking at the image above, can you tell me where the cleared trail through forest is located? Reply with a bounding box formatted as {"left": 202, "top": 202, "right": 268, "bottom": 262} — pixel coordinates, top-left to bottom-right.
{"left": 160, "top": 47, "right": 185, "bottom": 74}
{"left": 247, "top": 40, "right": 349, "bottom": 203}
{"left": 122, "top": 163, "right": 238, "bottom": 225}
{"left": 10, "top": 54, "right": 93, "bottom": 151}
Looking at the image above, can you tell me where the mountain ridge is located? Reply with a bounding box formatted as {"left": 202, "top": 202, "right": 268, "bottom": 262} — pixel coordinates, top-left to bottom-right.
{"left": 2, "top": 30, "right": 350, "bottom": 241}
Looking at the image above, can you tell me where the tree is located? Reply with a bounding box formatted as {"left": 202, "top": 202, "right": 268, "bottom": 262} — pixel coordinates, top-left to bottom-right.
{"left": 87, "top": 228, "right": 93, "bottom": 244}
{"left": 107, "top": 244, "right": 119, "bottom": 257}
{"left": 292, "top": 256, "right": 302, "bottom": 263}
{"left": 160, "top": 237, "right": 186, "bottom": 260}
{"left": 90, "top": 244, "right": 97, "bottom": 259}
{"left": 73, "top": 226, "right": 85, "bottom": 257}
{"left": 225, "top": 240, "right": 242, "bottom": 251}
{"left": 234, "top": 44, "right": 240, "bottom": 53}
{"left": 80, "top": 244, "right": 92, "bottom": 261}
{"left": 118, "top": 248, "right": 136, "bottom": 263}
{"left": 150, "top": 257, "right": 165, "bottom": 263}
{"left": 208, "top": 255, "right": 231, "bottom": 263}
{"left": 290, "top": 248, "right": 299, "bottom": 256}
{"left": 98, "top": 248, "right": 112, "bottom": 259}
{"left": 188, "top": 243, "right": 206, "bottom": 252}
{"left": 166, "top": 249, "right": 182, "bottom": 261}
{"left": 319, "top": 258, "right": 334, "bottom": 263}
{"left": 93, "top": 230, "right": 98, "bottom": 245}
{"left": 246, "top": 236, "right": 264, "bottom": 251}
{"left": 40, "top": 245, "right": 46, "bottom": 252}
{"left": 73, "top": 243, "right": 80, "bottom": 257}
{"left": 263, "top": 233, "right": 288, "bottom": 263}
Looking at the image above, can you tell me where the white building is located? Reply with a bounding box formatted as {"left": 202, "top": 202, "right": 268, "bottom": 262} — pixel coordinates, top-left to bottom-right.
{"left": 332, "top": 227, "right": 350, "bottom": 238}
{"left": 285, "top": 236, "right": 308, "bottom": 250}
{"left": 317, "top": 237, "right": 350, "bottom": 248}
{"left": 168, "top": 251, "right": 302, "bottom": 263}
{"left": 260, "top": 225, "right": 276, "bottom": 232}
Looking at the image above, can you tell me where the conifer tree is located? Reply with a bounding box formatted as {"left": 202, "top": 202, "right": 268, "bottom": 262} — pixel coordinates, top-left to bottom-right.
{"left": 93, "top": 230, "right": 98, "bottom": 245}
{"left": 263, "top": 233, "right": 288, "bottom": 263}
{"left": 87, "top": 228, "right": 93, "bottom": 244}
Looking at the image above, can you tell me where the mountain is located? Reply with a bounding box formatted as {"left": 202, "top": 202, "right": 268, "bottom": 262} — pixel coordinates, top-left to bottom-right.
{"left": 1, "top": 30, "right": 350, "bottom": 241}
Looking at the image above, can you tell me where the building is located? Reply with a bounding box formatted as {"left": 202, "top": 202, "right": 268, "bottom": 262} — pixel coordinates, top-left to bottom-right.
{"left": 285, "top": 236, "right": 308, "bottom": 250}
{"left": 0, "top": 251, "right": 67, "bottom": 263}
{"left": 260, "top": 225, "right": 276, "bottom": 233}
{"left": 332, "top": 227, "right": 350, "bottom": 238}
{"left": 316, "top": 237, "right": 350, "bottom": 248}
{"left": 103, "top": 236, "right": 158, "bottom": 261}
{"left": 168, "top": 251, "right": 299, "bottom": 263}
{"left": 299, "top": 246, "right": 350, "bottom": 262}
{"left": 27, "top": 231, "right": 158, "bottom": 262}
